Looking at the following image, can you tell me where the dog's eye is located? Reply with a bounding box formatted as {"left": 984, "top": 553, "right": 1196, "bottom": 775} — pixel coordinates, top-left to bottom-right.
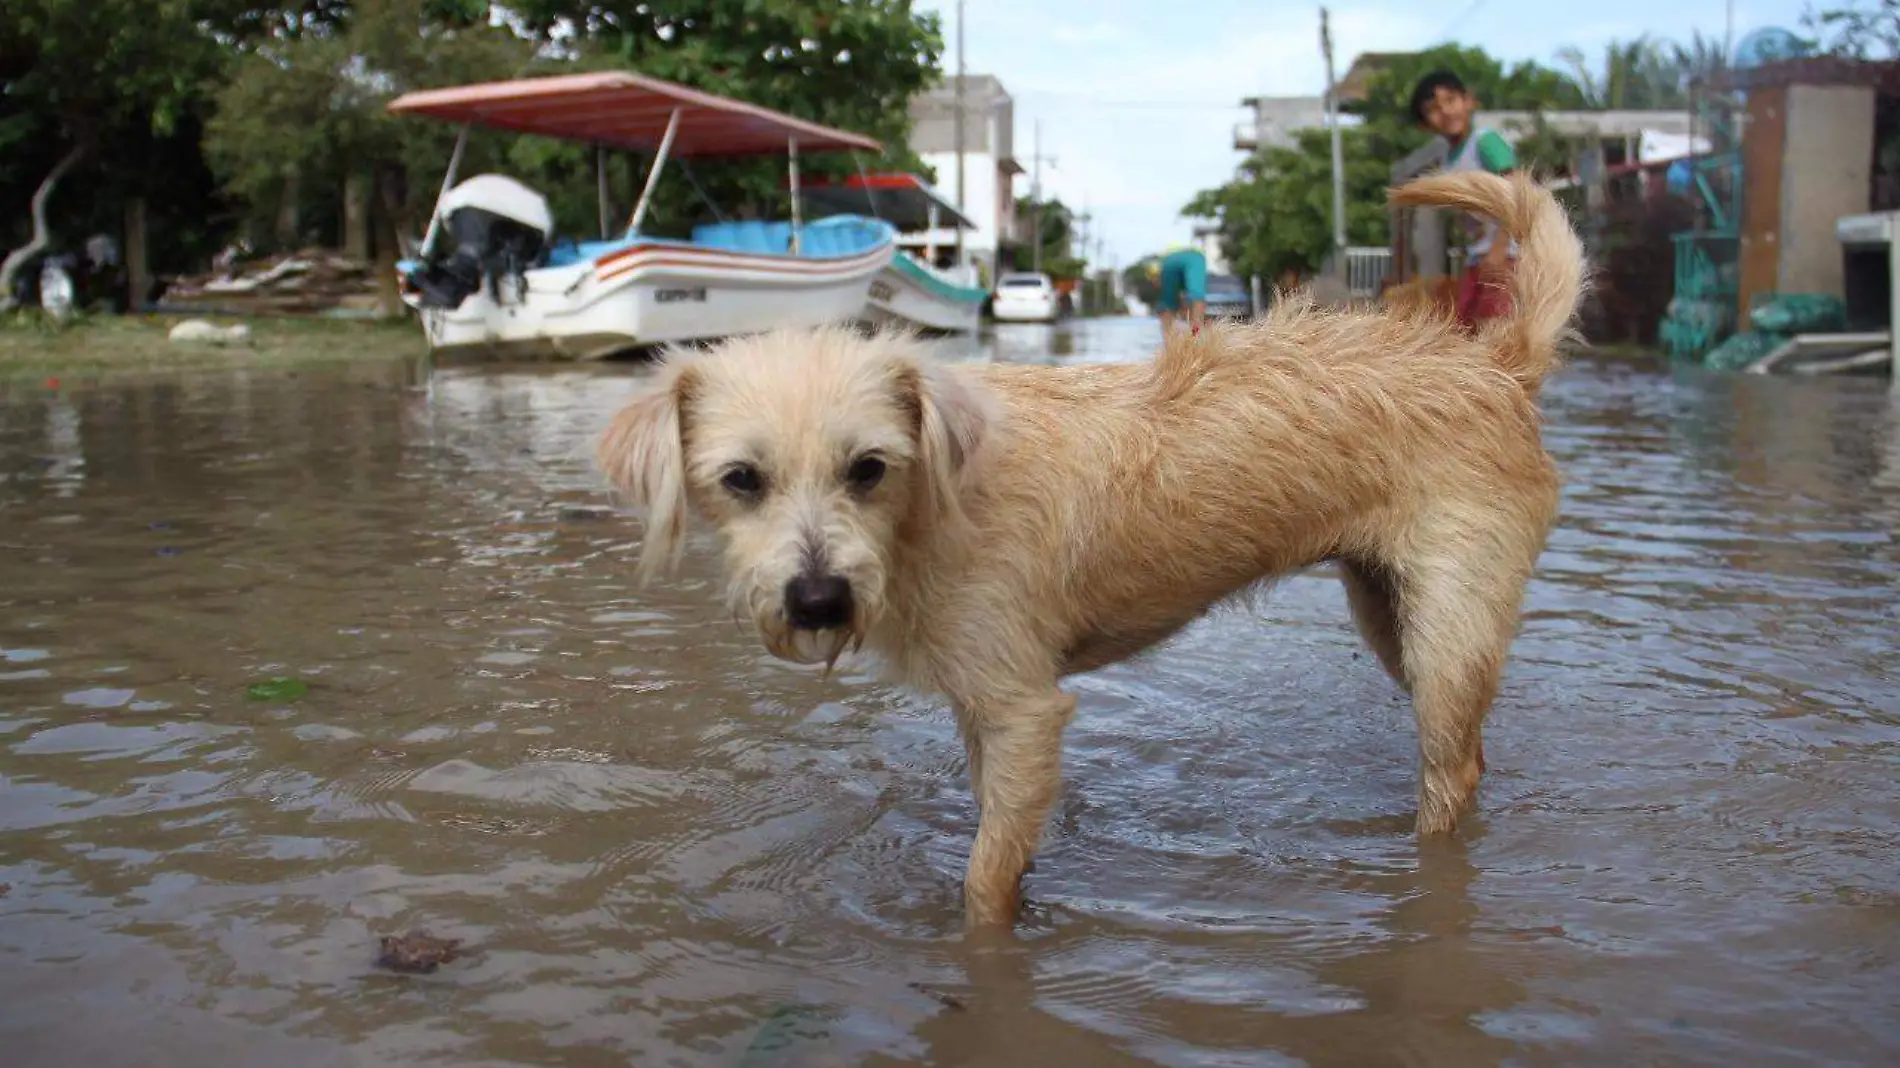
{"left": 845, "top": 455, "right": 886, "bottom": 491}
{"left": 720, "top": 464, "right": 764, "bottom": 497}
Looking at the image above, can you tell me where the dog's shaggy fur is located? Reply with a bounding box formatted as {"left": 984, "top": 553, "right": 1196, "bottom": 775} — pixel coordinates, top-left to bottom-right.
{"left": 1380, "top": 273, "right": 1461, "bottom": 320}
{"left": 598, "top": 171, "right": 1586, "bottom": 927}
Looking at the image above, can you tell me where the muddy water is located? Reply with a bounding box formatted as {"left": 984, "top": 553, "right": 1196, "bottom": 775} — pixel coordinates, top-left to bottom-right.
{"left": 1, "top": 319, "right": 1897, "bottom": 1068}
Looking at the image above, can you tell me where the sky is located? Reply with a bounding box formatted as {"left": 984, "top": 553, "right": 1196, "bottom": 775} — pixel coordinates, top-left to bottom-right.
{"left": 912, "top": 0, "right": 1817, "bottom": 267}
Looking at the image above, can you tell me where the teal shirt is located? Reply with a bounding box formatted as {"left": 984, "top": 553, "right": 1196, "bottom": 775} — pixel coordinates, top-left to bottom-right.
{"left": 1443, "top": 125, "right": 1517, "bottom": 257}
{"left": 1449, "top": 129, "right": 1516, "bottom": 174}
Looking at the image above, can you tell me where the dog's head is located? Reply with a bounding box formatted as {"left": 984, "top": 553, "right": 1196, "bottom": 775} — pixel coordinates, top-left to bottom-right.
{"left": 597, "top": 326, "right": 995, "bottom": 666}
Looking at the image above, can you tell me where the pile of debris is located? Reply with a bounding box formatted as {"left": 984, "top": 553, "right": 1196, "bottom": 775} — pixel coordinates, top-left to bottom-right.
{"left": 160, "top": 245, "right": 396, "bottom": 317}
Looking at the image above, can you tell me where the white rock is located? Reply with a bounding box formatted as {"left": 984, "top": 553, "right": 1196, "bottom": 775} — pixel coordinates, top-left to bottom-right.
{"left": 168, "top": 319, "right": 252, "bottom": 345}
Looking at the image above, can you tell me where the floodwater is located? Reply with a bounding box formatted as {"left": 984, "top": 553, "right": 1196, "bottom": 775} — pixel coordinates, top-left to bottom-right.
{"left": 1, "top": 318, "right": 1897, "bottom": 1068}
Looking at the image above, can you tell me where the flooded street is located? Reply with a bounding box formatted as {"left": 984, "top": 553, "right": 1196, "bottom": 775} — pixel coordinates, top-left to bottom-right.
{"left": 2, "top": 317, "right": 1897, "bottom": 1067}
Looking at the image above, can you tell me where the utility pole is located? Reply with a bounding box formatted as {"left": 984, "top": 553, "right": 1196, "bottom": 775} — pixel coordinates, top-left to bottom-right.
{"left": 1094, "top": 233, "right": 1107, "bottom": 315}
{"left": 1073, "top": 199, "right": 1092, "bottom": 312}
{"left": 1320, "top": 7, "right": 1347, "bottom": 280}
{"left": 1032, "top": 119, "right": 1043, "bottom": 273}
{"left": 1076, "top": 198, "right": 1091, "bottom": 269}
{"left": 1026, "top": 119, "right": 1057, "bottom": 273}
{"left": 953, "top": 0, "right": 966, "bottom": 265}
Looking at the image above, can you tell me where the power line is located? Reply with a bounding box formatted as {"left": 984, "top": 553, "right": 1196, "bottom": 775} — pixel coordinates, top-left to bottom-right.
{"left": 1436, "top": 0, "right": 1488, "bottom": 41}
{"left": 1011, "top": 90, "right": 1244, "bottom": 110}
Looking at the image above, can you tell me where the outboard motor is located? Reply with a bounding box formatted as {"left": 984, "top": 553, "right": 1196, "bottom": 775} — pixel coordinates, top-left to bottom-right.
{"left": 407, "top": 174, "right": 554, "bottom": 310}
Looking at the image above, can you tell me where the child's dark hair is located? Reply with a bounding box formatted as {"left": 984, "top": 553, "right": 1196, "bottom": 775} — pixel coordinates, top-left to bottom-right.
{"left": 1410, "top": 70, "right": 1467, "bottom": 123}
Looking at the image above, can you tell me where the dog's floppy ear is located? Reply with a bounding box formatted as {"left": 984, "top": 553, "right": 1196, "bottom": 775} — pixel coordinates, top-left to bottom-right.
{"left": 597, "top": 361, "right": 698, "bottom": 581}
{"left": 898, "top": 358, "right": 996, "bottom": 527}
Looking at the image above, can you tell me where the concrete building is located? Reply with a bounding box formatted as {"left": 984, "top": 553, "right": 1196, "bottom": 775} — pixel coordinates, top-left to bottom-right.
{"left": 1710, "top": 58, "right": 1896, "bottom": 314}
{"left": 1232, "top": 52, "right": 1394, "bottom": 151}
{"left": 1191, "top": 222, "right": 1230, "bottom": 274}
{"left": 1234, "top": 96, "right": 1332, "bottom": 152}
{"left": 908, "top": 74, "right": 1024, "bottom": 284}
{"left": 1237, "top": 51, "right": 1699, "bottom": 167}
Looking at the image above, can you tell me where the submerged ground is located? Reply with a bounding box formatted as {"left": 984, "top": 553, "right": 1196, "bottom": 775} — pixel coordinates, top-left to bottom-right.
{"left": 0, "top": 316, "right": 1895, "bottom": 1066}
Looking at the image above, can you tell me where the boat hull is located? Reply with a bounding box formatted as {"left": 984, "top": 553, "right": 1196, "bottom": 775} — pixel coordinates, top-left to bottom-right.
{"left": 860, "top": 257, "right": 984, "bottom": 334}
{"left": 406, "top": 240, "right": 893, "bottom": 359}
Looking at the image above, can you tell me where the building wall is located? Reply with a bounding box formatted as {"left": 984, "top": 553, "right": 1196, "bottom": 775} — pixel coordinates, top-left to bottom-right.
{"left": 909, "top": 75, "right": 1019, "bottom": 283}
{"left": 1739, "top": 88, "right": 1788, "bottom": 316}
{"left": 910, "top": 75, "right": 1009, "bottom": 156}
{"left": 917, "top": 150, "right": 1001, "bottom": 247}
{"left": 1248, "top": 101, "right": 1695, "bottom": 157}
{"left": 1191, "top": 229, "right": 1230, "bottom": 274}
{"left": 913, "top": 150, "right": 1011, "bottom": 283}
{"left": 1777, "top": 84, "right": 1876, "bottom": 298}
{"left": 1236, "top": 96, "right": 1328, "bottom": 151}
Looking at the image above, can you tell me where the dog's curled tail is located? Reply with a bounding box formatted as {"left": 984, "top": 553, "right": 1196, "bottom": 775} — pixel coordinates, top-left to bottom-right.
{"left": 1388, "top": 170, "right": 1586, "bottom": 389}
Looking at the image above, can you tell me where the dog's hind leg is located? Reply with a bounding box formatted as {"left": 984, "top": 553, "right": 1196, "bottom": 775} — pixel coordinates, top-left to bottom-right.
{"left": 1340, "top": 558, "right": 1409, "bottom": 689}
{"left": 961, "top": 690, "right": 1076, "bottom": 928}
{"left": 1392, "top": 525, "right": 1539, "bottom": 836}
{"left": 954, "top": 703, "right": 986, "bottom": 812}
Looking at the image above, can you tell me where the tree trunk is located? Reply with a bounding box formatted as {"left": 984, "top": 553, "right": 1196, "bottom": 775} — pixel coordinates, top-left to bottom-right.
{"left": 377, "top": 167, "right": 418, "bottom": 259}
{"left": 371, "top": 181, "right": 405, "bottom": 321}
{"left": 343, "top": 170, "right": 371, "bottom": 261}
{"left": 125, "top": 196, "right": 151, "bottom": 312}
{"left": 0, "top": 143, "right": 89, "bottom": 312}
{"left": 275, "top": 165, "right": 303, "bottom": 250}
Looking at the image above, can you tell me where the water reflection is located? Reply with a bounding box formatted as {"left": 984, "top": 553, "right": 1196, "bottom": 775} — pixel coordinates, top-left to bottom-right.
{"left": 1, "top": 320, "right": 1896, "bottom": 1066}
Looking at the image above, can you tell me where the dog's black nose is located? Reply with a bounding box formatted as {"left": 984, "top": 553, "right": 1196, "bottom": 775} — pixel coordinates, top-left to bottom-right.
{"left": 784, "top": 573, "right": 854, "bottom": 630}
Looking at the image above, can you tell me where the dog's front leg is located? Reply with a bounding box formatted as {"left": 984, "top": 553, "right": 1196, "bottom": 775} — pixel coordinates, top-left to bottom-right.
{"left": 961, "top": 690, "right": 1077, "bottom": 928}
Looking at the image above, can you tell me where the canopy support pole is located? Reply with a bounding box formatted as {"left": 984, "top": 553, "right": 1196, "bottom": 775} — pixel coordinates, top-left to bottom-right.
{"left": 595, "top": 143, "right": 611, "bottom": 239}
{"left": 788, "top": 137, "right": 803, "bottom": 254}
{"left": 419, "top": 122, "right": 471, "bottom": 259}
{"left": 625, "top": 107, "right": 681, "bottom": 237}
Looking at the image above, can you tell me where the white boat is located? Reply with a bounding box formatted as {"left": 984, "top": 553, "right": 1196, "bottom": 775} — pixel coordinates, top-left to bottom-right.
{"left": 802, "top": 173, "right": 987, "bottom": 334}
{"left": 386, "top": 71, "right": 897, "bottom": 359}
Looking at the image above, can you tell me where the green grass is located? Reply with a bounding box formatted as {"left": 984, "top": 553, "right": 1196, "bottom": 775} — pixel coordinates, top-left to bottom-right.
{"left": 0, "top": 313, "right": 426, "bottom": 380}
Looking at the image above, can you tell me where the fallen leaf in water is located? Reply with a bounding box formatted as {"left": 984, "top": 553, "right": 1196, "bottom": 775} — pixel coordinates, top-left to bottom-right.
{"left": 246, "top": 677, "right": 308, "bottom": 702}
{"left": 907, "top": 981, "right": 967, "bottom": 1011}
{"left": 376, "top": 930, "right": 461, "bottom": 974}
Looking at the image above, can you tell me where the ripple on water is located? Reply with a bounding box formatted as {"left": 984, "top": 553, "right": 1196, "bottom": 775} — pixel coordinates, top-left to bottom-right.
{"left": 1, "top": 329, "right": 1897, "bottom": 1065}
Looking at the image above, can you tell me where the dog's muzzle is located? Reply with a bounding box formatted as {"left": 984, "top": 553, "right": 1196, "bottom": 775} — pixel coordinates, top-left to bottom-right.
{"left": 783, "top": 573, "right": 854, "bottom": 631}
{"left": 770, "top": 572, "right": 859, "bottom": 668}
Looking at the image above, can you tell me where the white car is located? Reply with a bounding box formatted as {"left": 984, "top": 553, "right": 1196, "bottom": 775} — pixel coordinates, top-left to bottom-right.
{"left": 990, "top": 271, "right": 1060, "bottom": 323}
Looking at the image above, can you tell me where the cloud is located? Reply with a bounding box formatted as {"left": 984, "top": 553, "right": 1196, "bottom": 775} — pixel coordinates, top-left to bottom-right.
{"left": 1048, "top": 21, "right": 1128, "bottom": 47}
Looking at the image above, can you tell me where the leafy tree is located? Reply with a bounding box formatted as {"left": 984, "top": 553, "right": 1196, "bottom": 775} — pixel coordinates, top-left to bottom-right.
{"left": 203, "top": 0, "right": 536, "bottom": 249}
{"left": 1004, "top": 195, "right": 1086, "bottom": 280}
{"left": 487, "top": 1, "right": 943, "bottom": 233}
{"left": 5, "top": 0, "right": 941, "bottom": 308}
{"left": 1556, "top": 33, "right": 1740, "bottom": 110}
{"left": 1805, "top": 0, "right": 1900, "bottom": 56}
{"left": 0, "top": 0, "right": 232, "bottom": 304}
{"left": 1344, "top": 46, "right": 1585, "bottom": 159}
{"left": 1557, "top": 37, "right": 1686, "bottom": 109}
{"left": 1185, "top": 44, "right": 1583, "bottom": 282}
{"left": 1122, "top": 256, "right": 1161, "bottom": 306}
{"left": 1667, "top": 31, "right": 1733, "bottom": 88}
{"left": 1183, "top": 126, "right": 1390, "bottom": 282}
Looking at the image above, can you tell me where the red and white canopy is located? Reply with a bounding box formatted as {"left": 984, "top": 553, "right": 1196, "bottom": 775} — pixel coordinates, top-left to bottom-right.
{"left": 388, "top": 71, "right": 882, "bottom": 158}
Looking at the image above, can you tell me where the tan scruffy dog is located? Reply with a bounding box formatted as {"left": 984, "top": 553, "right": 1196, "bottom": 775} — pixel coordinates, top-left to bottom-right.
{"left": 598, "top": 170, "right": 1586, "bottom": 928}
